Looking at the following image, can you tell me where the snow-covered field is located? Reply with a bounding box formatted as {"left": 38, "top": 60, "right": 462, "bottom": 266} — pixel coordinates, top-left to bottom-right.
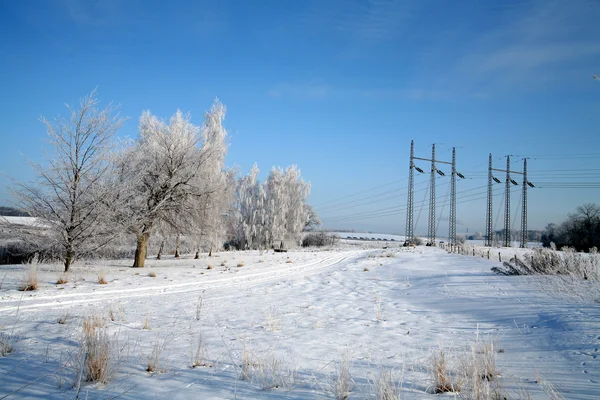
{"left": 1, "top": 243, "right": 599, "bottom": 399}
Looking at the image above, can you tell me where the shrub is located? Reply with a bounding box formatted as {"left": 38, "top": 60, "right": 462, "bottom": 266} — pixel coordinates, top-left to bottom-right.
{"left": 492, "top": 246, "right": 600, "bottom": 280}
{"left": 302, "top": 232, "right": 339, "bottom": 247}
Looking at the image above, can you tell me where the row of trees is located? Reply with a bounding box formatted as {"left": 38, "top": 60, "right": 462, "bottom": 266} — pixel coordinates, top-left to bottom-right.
{"left": 541, "top": 203, "right": 600, "bottom": 251}
{"left": 13, "top": 90, "right": 315, "bottom": 271}
{"left": 231, "top": 164, "right": 312, "bottom": 250}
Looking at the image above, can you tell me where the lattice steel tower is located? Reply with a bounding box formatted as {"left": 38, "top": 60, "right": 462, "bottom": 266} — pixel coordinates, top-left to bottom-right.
{"left": 405, "top": 140, "right": 415, "bottom": 244}
{"left": 427, "top": 144, "right": 436, "bottom": 245}
{"left": 504, "top": 156, "right": 511, "bottom": 247}
{"left": 449, "top": 148, "right": 457, "bottom": 245}
{"left": 485, "top": 154, "right": 493, "bottom": 247}
{"left": 520, "top": 158, "right": 528, "bottom": 248}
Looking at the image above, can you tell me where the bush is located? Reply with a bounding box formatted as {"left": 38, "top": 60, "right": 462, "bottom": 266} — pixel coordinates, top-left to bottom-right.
{"left": 492, "top": 246, "right": 599, "bottom": 280}
{"left": 302, "top": 232, "right": 339, "bottom": 247}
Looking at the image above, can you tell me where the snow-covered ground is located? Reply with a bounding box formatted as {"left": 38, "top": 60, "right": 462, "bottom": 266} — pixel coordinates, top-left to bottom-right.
{"left": 0, "top": 216, "right": 37, "bottom": 226}
{"left": 1, "top": 243, "right": 598, "bottom": 399}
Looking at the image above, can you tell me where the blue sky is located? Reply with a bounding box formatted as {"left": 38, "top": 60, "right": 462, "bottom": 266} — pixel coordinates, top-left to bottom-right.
{"left": 1, "top": 0, "right": 599, "bottom": 235}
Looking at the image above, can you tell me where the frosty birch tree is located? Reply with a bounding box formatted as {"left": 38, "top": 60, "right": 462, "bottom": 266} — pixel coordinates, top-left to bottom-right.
{"left": 194, "top": 101, "right": 230, "bottom": 256}
{"left": 231, "top": 164, "right": 310, "bottom": 249}
{"left": 234, "top": 164, "right": 267, "bottom": 249}
{"left": 118, "top": 100, "right": 229, "bottom": 268}
{"left": 14, "top": 90, "right": 126, "bottom": 272}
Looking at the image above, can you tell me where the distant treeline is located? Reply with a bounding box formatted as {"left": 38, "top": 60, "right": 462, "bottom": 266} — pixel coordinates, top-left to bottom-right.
{"left": 0, "top": 206, "right": 29, "bottom": 217}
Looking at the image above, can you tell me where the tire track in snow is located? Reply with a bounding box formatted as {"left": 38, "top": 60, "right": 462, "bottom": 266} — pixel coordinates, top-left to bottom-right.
{"left": 0, "top": 250, "right": 366, "bottom": 313}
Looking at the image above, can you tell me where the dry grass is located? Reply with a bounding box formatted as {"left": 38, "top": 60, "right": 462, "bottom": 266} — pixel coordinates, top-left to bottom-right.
{"left": 77, "top": 315, "right": 113, "bottom": 384}
{"left": 57, "top": 313, "right": 69, "bottom": 325}
{"left": 190, "top": 331, "right": 210, "bottom": 368}
{"left": 97, "top": 270, "right": 108, "bottom": 284}
{"left": 83, "top": 315, "right": 105, "bottom": 336}
{"left": 265, "top": 307, "right": 281, "bottom": 332}
{"left": 331, "top": 352, "right": 354, "bottom": 400}
{"left": 143, "top": 314, "right": 151, "bottom": 330}
{"left": 237, "top": 262, "right": 245, "bottom": 267}
{"left": 239, "top": 345, "right": 295, "bottom": 390}
{"left": 146, "top": 336, "right": 169, "bottom": 373}
{"left": 431, "top": 348, "right": 459, "bottom": 393}
{"left": 374, "top": 295, "right": 384, "bottom": 321}
{"left": 286, "top": 260, "right": 293, "bottom": 264}
{"left": 56, "top": 274, "right": 69, "bottom": 285}
{"left": 370, "top": 368, "right": 403, "bottom": 400}
{"left": 220, "top": 261, "right": 226, "bottom": 266}
{"left": 195, "top": 296, "right": 203, "bottom": 320}
{"left": 19, "top": 265, "right": 38, "bottom": 291}
{"left": 207, "top": 264, "right": 213, "bottom": 270}
{"left": 0, "top": 331, "right": 15, "bottom": 356}
{"left": 148, "top": 271, "right": 157, "bottom": 277}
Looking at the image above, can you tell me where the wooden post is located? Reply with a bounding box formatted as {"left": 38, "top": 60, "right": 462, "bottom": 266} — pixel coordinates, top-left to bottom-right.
{"left": 498, "top": 252, "right": 501, "bottom": 262}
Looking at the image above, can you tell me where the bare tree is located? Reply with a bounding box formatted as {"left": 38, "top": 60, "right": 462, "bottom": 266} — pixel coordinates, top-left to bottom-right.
{"left": 14, "top": 90, "right": 126, "bottom": 271}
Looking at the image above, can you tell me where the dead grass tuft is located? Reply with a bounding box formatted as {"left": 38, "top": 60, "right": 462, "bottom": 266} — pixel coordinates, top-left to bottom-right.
{"left": 148, "top": 271, "right": 157, "bottom": 278}
{"left": 0, "top": 331, "right": 15, "bottom": 356}
{"left": 146, "top": 336, "right": 169, "bottom": 373}
{"left": 431, "top": 348, "right": 459, "bottom": 393}
{"left": 77, "top": 315, "right": 114, "bottom": 384}
{"left": 207, "top": 265, "right": 213, "bottom": 270}
{"left": 56, "top": 274, "right": 69, "bottom": 284}
{"left": 97, "top": 270, "right": 108, "bottom": 284}
{"left": 19, "top": 265, "right": 38, "bottom": 291}
{"left": 237, "top": 262, "right": 244, "bottom": 267}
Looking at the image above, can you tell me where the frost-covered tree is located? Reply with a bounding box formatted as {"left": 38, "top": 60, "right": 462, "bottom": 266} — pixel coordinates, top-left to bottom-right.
{"left": 304, "top": 204, "right": 321, "bottom": 231}
{"left": 231, "top": 164, "right": 311, "bottom": 249}
{"left": 193, "top": 101, "right": 231, "bottom": 256}
{"left": 118, "top": 100, "right": 229, "bottom": 268}
{"left": 232, "top": 164, "right": 267, "bottom": 249}
{"left": 14, "top": 90, "right": 126, "bottom": 271}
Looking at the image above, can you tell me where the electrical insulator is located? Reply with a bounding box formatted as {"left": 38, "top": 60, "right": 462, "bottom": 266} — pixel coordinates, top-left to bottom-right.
{"left": 457, "top": 172, "right": 465, "bottom": 179}
{"left": 415, "top": 166, "right": 424, "bottom": 173}
{"left": 510, "top": 179, "right": 518, "bottom": 185}
{"left": 493, "top": 177, "right": 501, "bottom": 183}
{"left": 527, "top": 182, "right": 535, "bottom": 187}
{"left": 436, "top": 170, "right": 445, "bottom": 176}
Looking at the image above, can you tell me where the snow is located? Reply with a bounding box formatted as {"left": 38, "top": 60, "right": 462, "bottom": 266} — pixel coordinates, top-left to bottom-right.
{"left": 1, "top": 243, "right": 599, "bottom": 399}
{"left": 0, "top": 216, "right": 37, "bottom": 226}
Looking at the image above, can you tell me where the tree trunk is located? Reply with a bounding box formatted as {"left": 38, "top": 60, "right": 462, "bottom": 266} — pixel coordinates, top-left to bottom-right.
{"left": 133, "top": 232, "right": 151, "bottom": 268}
{"left": 64, "top": 248, "right": 74, "bottom": 272}
{"left": 208, "top": 247, "right": 212, "bottom": 257}
{"left": 174, "top": 233, "right": 181, "bottom": 259}
{"left": 194, "top": 250, "right": 199, "bottom": 259}
{"left": 157, "top": 240, "right": 164, "bottom": 260}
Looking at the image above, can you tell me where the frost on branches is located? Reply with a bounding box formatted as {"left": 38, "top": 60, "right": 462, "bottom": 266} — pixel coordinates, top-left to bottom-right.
{"left": 232, "top": 165, "right": 311, "bottom": 250}
{"left": 14, "top": 90, "right": 126, "bottom": 272}
{"left": 116, "top": 99, "right": 230, "bottom": 268}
